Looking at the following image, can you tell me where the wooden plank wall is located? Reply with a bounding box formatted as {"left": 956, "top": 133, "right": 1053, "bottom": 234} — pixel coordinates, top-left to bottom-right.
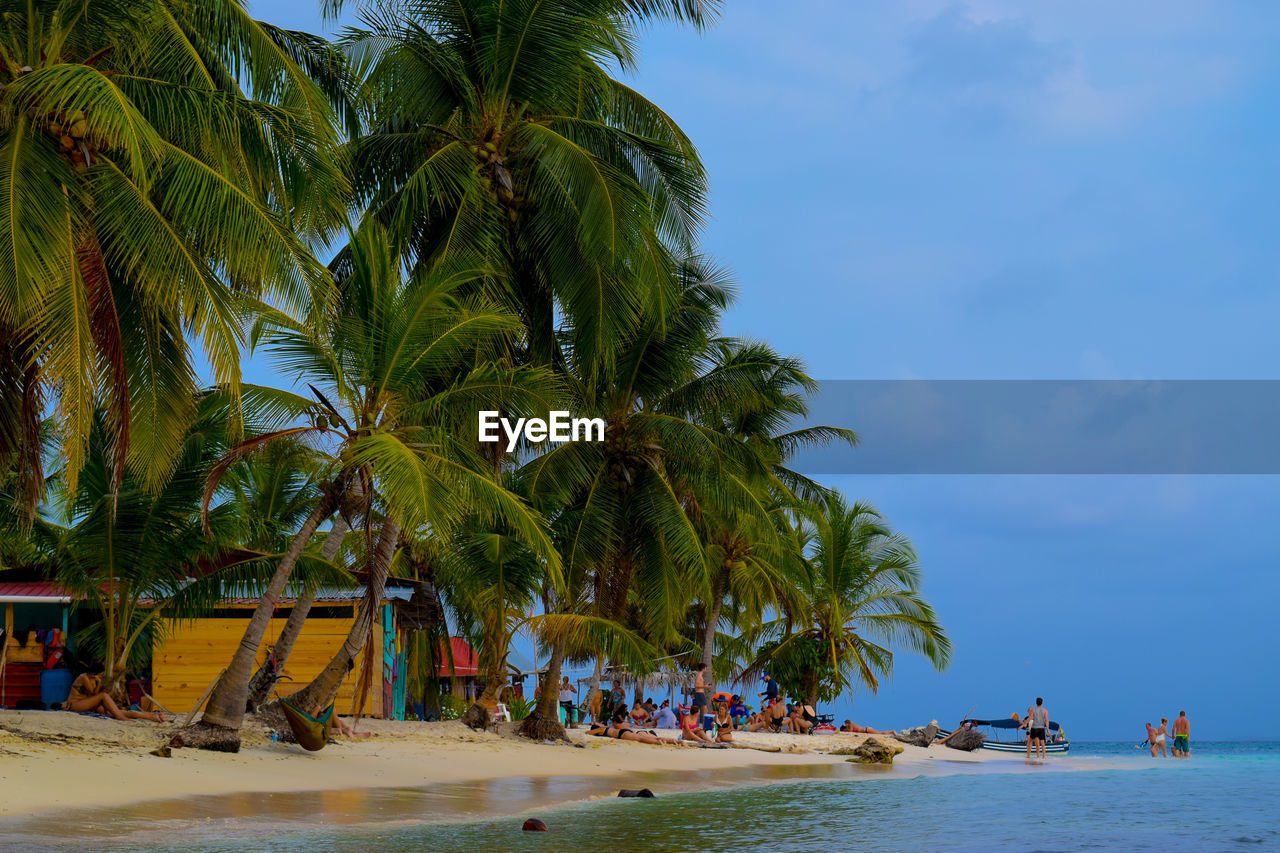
{"left": 151, "top": 612, "right": 383, "bottom": 718}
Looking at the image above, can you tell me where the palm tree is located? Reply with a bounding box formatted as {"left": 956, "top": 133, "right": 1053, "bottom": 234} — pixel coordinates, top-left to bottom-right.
{"left": 743, "top": 493, "right": 952, "bottom": 709}
{"left": 682, "top": 340, "right": 857, "bottom": 694}
{"left": 514, "top": 259, "right": 784, "bottom": 737}
{"left": 214, "top": 437, "right": 358, "bottom": 711}
{"left": 38, "top": 402, "right": 261, "bottom": 697}
{"left": 345, "top": 0, "right": 712, "bottom": 367}
{"left": 439, "top": 517, "right": 541, "bottom": 729}
{"left": 0, "top": 0, "right": 348, "bottom": 507}
{"left": 189, "top": 224, "right": 558, "bottom": 749}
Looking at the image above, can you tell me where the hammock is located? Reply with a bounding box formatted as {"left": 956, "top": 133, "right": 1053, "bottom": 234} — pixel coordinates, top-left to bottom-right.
{"left": 279, "top": 698, "right": 335, "bottom": 751}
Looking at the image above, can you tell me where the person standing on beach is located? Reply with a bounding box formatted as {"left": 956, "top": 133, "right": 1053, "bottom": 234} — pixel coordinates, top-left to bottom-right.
{"left": 1026, "top": 697, "right": 1049, "bottom": 761}
{"left": 558, "top": 676, "right": 577, "bottom": 729}
{"left": 1172, "top": 711, "right": 1191, "bottom": 757}
{"left": 692, "top": 663, "right": 708, "bottom": 711}
{"left": 757, "top": 672, "right": 779, "bottom": 709}
{"left": 605, "top": 679, "right": 624, "bottom": 722}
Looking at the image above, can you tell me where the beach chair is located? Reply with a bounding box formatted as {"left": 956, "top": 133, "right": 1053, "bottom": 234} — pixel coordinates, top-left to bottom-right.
{"left": 494, "top": 702, "right": 512, "bottom": 722}
{"left": 279, "top": 697, "right": 335, "bottom": 751}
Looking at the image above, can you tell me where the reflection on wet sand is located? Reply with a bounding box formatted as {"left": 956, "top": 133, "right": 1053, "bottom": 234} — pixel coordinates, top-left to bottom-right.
{"left": 1, "top": 754, "right": 1124, "bottom": 850}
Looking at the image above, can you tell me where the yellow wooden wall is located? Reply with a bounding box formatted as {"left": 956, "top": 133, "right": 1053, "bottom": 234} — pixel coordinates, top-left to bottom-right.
{"left": 151, "top": 610, "right": 383, "bottom": 718}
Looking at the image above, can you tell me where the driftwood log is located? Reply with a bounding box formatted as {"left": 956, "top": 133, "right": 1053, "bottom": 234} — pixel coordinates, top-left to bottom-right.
{"left": 944, "top": 728, "right": 986, "bottom": 751}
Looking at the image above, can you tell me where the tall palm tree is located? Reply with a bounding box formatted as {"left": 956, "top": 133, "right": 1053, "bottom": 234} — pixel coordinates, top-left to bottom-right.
{"left": 189, "top": 224, "right": 558, "bottom": 749}
{"left": 345, "top": 0, "right": 712, "bottom": 367}
{"left": 743, "top": 493, "right": 952, "bottom": 708}
{"left": 682, "top": 340, "right": 857, "bottom": 694}
{"left": 0, "top": 0, "right": 348, "bottom": 507}
{"left": 514, "top": 259, "right": 781, "bottom": 737}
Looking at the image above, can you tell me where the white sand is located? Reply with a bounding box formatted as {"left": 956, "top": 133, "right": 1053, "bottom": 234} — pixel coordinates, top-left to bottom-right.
{"left": 0, "top": 711, "right": 1012, "bottom": 822}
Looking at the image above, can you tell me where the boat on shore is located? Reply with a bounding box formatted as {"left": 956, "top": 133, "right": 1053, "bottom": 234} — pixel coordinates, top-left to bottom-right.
{"left": 937, "top": 718, "right": 1070, "bottom": 754}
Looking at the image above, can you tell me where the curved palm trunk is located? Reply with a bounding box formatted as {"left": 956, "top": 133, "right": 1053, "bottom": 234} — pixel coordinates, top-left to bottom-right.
{"left": 284, "top": 517, "right": 400, "bottom": 716}
{"left": 188, "top": 488, "right": 339, "bottom": 751}
{"left": 516, "top": 638, "right": 567, "bottom": 741}
{"left": 459, "top": 655, "right": 505, "bottom": 730}
{"left": 246, "top": 514, "right": 351, "bottom": 710}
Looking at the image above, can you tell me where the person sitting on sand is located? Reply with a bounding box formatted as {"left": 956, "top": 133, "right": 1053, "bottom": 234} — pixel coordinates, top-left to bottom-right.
{"left": 681, "top": 703, "right": 714, "bottom": 743}
{"left": 713, "top": 701, "right": 736, "bottom": 743}
{"left": 631, "top": 703, "right": 653, "bottom": 727}
{"left": 333, "top": 716, "right": 372, "bottom": 739}
{"left": 729, "top": 696, "right": 750, "bottom": 727}
{"left": 591, "top": 710, "right": 679, "bottom": 745}
{"left": 64, "top": 670, "right": 167, "bottom": 723}
{"left": 782, "top": 705, "right": 812, "bottom": 735}
{"left": 654, "top": 700, "right": 677, "bottom": 729}
{"left": 746, "top": 697, "right": 787, "bottom": 732}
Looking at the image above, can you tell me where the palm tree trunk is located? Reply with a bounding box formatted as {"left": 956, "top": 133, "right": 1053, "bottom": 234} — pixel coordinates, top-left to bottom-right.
{"left": 246, "top": 514, "right": 351, "bottom": 710}
{"left": 459, "top": 656, "right": 505, "bottom": 730}
{"left": 284, "top": 517, "right": 400, "bottom": 716}
{"left": 188, "top": 488, "right": 339, "bottom": 751}
{"left": 516, "top": 637, "right": 568, "bottom": 741}
{"left": 700, "top": 569, "right": 727, "bottom": 695}
{"left": 588, "top": 656, "right": 603, "bottom": 724}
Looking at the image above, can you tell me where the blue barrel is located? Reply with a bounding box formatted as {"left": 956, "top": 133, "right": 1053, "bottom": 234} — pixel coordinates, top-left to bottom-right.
{"left": 41, "top": 668, "right": 73, "bottom": 708}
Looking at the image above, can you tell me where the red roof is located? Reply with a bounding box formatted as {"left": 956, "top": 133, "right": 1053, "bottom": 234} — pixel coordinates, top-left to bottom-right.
{"left": 0, "top": 581, "right": 70, "bottom": 602}
{"left": 436, "top": 636, "right": 478, "bottom": 677}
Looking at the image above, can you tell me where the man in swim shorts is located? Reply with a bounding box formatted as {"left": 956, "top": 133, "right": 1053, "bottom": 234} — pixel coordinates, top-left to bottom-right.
{"left": 1025, "top": 696, "right": 1049, "bottom": 761}
{"left": 1172, "top": 710, "right": 1191, "bottom": 757}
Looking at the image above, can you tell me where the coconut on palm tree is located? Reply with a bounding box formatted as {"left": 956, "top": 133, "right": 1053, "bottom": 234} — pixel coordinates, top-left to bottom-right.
{"left": 345, "top": 0, "right": 712, "bottom": 367}
{"left": 0, "top": 0, "right": 348, "bottom": 510}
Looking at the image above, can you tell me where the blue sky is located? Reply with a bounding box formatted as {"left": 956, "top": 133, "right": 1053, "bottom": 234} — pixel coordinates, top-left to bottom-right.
{"left": 254, "top": 1, "right": 1279, "bottom": 739}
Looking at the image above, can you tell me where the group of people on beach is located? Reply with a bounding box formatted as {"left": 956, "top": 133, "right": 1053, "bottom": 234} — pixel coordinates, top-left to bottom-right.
{"left": 1141, "top": 711, "right": 1191, "bottom": 757}
{"left": 571, "top": 665, "right": 892, "bottom": 745}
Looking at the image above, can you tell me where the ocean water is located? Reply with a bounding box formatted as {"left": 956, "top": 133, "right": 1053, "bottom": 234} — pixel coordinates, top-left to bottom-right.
{"left": 10, "top": 743, "right": 1278, "bottom": 852}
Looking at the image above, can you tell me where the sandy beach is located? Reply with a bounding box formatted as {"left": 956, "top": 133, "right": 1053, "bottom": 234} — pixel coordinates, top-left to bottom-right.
{"left": 0, "top": 710, "right": 1011, "bottom": 824}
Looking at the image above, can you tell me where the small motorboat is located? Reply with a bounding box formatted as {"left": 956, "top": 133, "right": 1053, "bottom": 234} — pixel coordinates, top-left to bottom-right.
{"left": 936, "top": 718, "right": 1070, "bottom": 754}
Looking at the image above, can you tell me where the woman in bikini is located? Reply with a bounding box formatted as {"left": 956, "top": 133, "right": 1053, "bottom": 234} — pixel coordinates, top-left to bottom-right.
{"left": 680, "top": 703, "right": 713, "bottom": 743}
{"left": 1154, "top": 718, "right": 1170, "bottom": 757}
{"left": 590, "top": 710, "right": 678, "bottom": 745}
{"left": 65, "top": 671, "right": 167, "bottom": 722}
{"left": 713, "top": 700, "right": 735, "bottom": 743}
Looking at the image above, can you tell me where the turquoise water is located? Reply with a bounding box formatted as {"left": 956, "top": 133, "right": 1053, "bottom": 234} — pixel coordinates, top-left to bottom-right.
{"left": 10, "top": 743, "right": 1278, "bottom": 851}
